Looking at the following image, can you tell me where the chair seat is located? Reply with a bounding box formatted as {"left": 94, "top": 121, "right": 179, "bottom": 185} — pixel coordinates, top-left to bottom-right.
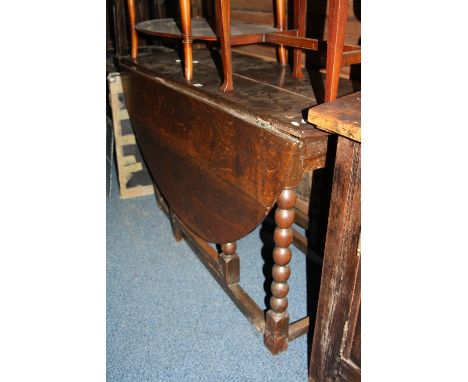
{"left": 136, "top": 18, "right": 278, "bottom": 41}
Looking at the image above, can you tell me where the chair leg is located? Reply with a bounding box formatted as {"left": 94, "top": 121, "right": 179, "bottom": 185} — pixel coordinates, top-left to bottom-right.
{"left": 292, "top": 0, "right": 307, "bottom": 78}
{"left": 217, "top": 0, "right": 234, "bottom": 91}
{"left": 325, "top": 0, "right": 348, "bottom": 101}
{"left": 264, "top": 187, "right": 297, "bottom": 354}
{"left": 275, "top": 0, "right": 288, "bottom": 65}
{"left": 127, "top": 0, "right": 138, "bottom": 59}
{"left": 179, "top": 0, "right": 193, "bottom": 81}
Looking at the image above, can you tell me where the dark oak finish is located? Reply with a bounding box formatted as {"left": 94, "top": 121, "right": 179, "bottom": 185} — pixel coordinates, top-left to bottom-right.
{"left": 307, "top": 91, "right": 361, "bottom": 381}
{"left": 119, "top": 49, "right": 355, "bottom": 355}
{"left": 121, "top": 67, "right": 304, "bottom": 243}
{"left": 118, "top": 46, "right": 360, "bottom": 356}
{"left": 125, "top": 1, "right": 360, "bottom": 94}
{"left": 308, "top": 91, "right": 361, "bottom": 141}
{"left": 114, "top": 0, "right": 129, "bottom": 57}
{"left": 264, "top": 188, "right": 296, "bottom": 354}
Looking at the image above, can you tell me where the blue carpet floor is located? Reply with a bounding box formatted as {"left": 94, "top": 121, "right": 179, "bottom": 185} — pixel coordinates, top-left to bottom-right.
{"left": 107, "top": 167, "right": 311, "bottom": 381}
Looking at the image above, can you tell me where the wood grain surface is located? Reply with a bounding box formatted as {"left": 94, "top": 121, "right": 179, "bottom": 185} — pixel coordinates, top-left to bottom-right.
{"left": 308, "top": 91, "right": 361, "bottom": 141}
{"left": 119, "top": 49, "right": 356, "bottom": 243}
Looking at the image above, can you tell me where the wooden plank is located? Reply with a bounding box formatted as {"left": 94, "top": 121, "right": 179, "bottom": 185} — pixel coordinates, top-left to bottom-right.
{"left": 121, "top": 54, "right": 320, "bottom": 243}
{"left": 119, "top": 134, "right": 136, "bottom": 146}
{"left": 120, "top": 155, "right": 137, "bottom": 166}
{"left": 120, "top": 184, "right": 154, "bottom": 199}
{"left": 123, "top": 162, "right": 143, "bottom": 174}
{"left": 119, "top": 109, "right": 130, "bottom": 120}
{"left": 308, "top": 91, "right": 361, "bottom": 142}
{"left": 309, "top": 137, "right": 361, "bottom": 381}
{"left": 341, "top": 50, "right": 361, "bottom": 66}
{"left": 108, "top": 72, "right": 155, "bottom": 199}
{"left": 265, "top": 33, "right": 319, "bottom": 51}
{"left": 288, "top": 316, "right": 310, "bottom": 341}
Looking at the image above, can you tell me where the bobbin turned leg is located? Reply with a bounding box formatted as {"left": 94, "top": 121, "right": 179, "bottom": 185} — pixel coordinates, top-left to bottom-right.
{"left": 275, "top": 0, "right": 288, "bottom": 65}
{"left": 127, "top": 0, "right": 138, "bottom": 59}
{"left": 219, "top": 242, "right": 240, "bottom": 285}
{"left": 179, "top": 0, "right": 193, "bottom": 81}
{"left": 264, "top": 187, "right": 297, "bottom": 354}
{"left": 292, "top": 0, "right": 307, "bottom": 78}
{"left": 216, "top": 0, "right": 234, "bottom": 91}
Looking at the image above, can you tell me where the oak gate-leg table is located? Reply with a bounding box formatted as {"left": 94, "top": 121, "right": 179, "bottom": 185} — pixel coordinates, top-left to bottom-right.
{"left": 118, "top": 48, "right": 358, "bottom": 355}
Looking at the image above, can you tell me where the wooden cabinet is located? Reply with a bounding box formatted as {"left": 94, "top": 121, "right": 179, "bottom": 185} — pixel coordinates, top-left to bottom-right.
{"left": 308, "top": 93, "right": 361, "bottom": 381}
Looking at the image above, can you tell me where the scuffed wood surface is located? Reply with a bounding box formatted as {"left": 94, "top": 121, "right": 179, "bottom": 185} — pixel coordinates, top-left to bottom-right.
{"left": 118, "top": 49, "right": 357, "bottom": 243}
{"left": 121, "top": 61, "right": 305, "bottom": 243}
{"left": 308, "top": 91, "right": 361, "bottom": 142}
{"left": 309, "top": 136, "right": 361, "bottom": 381}
{"left": 119, "top": 49, "right": 357, "bottom": 139}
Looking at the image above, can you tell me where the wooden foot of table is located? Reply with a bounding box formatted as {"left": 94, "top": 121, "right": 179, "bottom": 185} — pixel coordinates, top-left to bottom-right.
{"left": 170, "top": 210, "right": 184, "bottom": 242}
{"left": 264, "top": 187, "right": 296, "bottom": 354}
{"left": 219, "top": 242, "right": 240, "bottom": 285}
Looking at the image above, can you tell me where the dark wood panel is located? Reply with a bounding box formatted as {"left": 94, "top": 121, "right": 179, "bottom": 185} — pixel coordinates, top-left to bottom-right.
{"left": 121, "top": 64, "right": 307, "bottom": 243}
{"left": 120, "top": 49, "right": 355, "bottom": 138}
{"left": 308, "top": 136, "right": 361, "bottom": 381}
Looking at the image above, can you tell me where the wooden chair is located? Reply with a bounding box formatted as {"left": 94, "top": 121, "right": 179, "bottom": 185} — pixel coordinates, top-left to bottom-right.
{"left": 127, "top": 0, "right": 360, "bottom": 99}
{"left": 264, "top": 0, "right": 360, "bottom": 102}
{"left": 211, "top": 0, "right": 359, "bottom": 100}
{"left": 126, "top": 0, "right": 286, "bottom": 91}
{"left": 307, "top": 91, "right": 361, "bottom": 380}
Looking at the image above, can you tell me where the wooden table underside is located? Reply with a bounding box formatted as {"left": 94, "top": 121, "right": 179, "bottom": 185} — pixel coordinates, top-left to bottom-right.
{"left": 119, "top": 48, "right": 358, "bottom": 353}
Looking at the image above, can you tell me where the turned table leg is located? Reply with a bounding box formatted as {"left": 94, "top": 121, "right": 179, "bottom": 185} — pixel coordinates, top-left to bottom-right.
{"left": 325, "top": 0, "right": 348, "bottom": 101}
{"left": 127, "top": 0, "right": 138, "bottom": 59}
{"left": 292, "top": 0, "right": 307, "bottom": 78}
{"left": 179, "top": 0, "right": 193, "bottom": 81}
{"left": 264, "top": 187, "right": 297, "bottom": 354}
{"left": 276, "top": 0, "right": 288, "bottom": 65}
{"left": 219, "top": 242, "right": 240, "bottom": 285}
{"left": 216, "top": 0, "right": 234, "bottom": 91}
